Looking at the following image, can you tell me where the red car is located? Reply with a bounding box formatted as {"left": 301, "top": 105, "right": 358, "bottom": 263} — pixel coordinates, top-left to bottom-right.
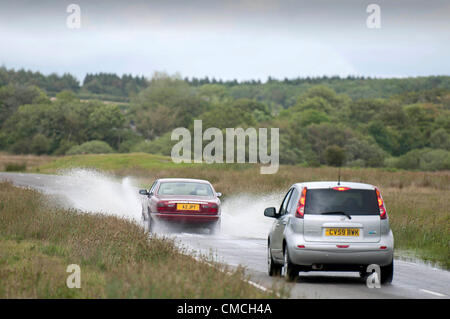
{"left": 139, "top": 178, "right": 222, "bottom": 234}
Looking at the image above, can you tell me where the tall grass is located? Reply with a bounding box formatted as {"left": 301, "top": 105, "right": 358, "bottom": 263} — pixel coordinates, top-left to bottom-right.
{"left": 0, "top": 182, "right": 279, "bottom": 298}
{"left": 0, "top": 152, "right": 56, "bottom": 172}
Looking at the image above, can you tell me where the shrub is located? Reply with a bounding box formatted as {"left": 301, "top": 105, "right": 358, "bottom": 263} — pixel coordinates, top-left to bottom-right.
{"left": 394, "top": 148, "right": 450, "bottom": 171}
{"left": 325, "top": 145, "right": 346, "bottom": 167}
{"left": 345, "top": 137, "right": 386, "bottom": 167}
{"left": 30, "top": 134, "right": 51, "bottom": 155}
{"left": 4, "top": 162, "right": 26, "bottom": 172}
{"left": 430, "top": 128, "right": 450, "bottom": 151}
{"left": 66, "top": 140, "right": 114, "bottom": 155}
{"left": 131, "top": 133, "right": 173, "bottom": 156}
{"left": 10, "top": 140, "right": 31, "bottom": 154}
{"left": 53, "top": 139, "right": 77, "bottom": 155}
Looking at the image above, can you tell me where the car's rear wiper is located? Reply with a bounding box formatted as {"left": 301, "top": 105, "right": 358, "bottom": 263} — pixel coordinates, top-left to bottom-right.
{"left": 321, "top": 211, "right": 352, "bottom": 220}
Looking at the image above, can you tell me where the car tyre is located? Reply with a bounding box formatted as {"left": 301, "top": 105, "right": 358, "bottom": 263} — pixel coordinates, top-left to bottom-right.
{"left": 380, "top": 261, "right": 394, "bottom": 284}
{"left": 282, "top": 245, "right": 298, "bottom": 282}
{"left": 268, "top": 246, "right": 282, "bottom": 277}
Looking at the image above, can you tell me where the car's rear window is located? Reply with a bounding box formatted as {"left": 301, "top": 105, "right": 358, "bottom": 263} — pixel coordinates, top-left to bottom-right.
{"left": 157, "top": 182, "right": 214, "bottom": 196}
{"left": 304, "top": 188, "right": 379, "bottom": 215}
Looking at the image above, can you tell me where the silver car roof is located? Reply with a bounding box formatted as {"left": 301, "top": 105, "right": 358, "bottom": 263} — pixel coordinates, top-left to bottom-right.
{"left": 293, "top": 181, "right": 376, "bottom": 190}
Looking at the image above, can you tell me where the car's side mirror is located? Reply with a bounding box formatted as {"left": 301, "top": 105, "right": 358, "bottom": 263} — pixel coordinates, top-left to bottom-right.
{"left": 264, "top": 207, "right": 278, "bottom": 218}
{"left": 216, "top": 192, "right": 222, "bottom": 197}
{"left": 139, "top": 189, "right": 149, "bottom": 196}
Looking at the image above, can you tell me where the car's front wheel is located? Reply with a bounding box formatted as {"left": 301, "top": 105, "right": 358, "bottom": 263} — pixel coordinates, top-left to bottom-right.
{"left": 282, "top": 246, "right": 298, "bottom": 282}
{"left": 267, "top": 246, "right": 281, "bottom": 276}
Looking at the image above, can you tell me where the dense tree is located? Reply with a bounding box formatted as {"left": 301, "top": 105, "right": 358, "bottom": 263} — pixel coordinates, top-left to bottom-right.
{"left": 131, "top": 73, "right": 209, "bottom": 138}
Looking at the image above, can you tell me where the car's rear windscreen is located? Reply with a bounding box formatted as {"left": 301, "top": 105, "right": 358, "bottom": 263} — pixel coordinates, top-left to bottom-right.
{"left": 304, "top": 188, "right": 379, "bottom": 215}
{"left": 157, "top": 182, "right": 214, "bottom": 196}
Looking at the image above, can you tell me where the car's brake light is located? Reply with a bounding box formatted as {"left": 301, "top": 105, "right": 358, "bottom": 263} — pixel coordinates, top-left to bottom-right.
{"left": 333, "top": 187, "right": 351, "bottom": 191}
{"left": 296, "top": 187, "right": 307, "bottom": 218}
{"left": 375, "top": 188, "right": 387, "bottom": 219}
{"left": 156, "top": 201, "right": 175, "bottom": 212}
{"left": 202, "top": 203, "right": 218, "bottom": 214}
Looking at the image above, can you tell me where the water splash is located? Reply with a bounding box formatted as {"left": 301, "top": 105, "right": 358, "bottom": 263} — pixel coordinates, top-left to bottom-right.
{"left": 46, "top": 168, "right": 142, "bottom": 222}
{"left": 220, "top": 193, "right": 282, "bottom": 239}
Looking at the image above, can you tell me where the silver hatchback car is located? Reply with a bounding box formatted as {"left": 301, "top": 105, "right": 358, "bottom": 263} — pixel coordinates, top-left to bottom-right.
{"left": 265, "top": 181, "right": 394, "bottom": 283}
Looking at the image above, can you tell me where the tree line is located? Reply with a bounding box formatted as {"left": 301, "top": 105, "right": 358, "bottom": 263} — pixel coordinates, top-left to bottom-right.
{"left": 0, "top": 68, "right": 449, "bottom": 171}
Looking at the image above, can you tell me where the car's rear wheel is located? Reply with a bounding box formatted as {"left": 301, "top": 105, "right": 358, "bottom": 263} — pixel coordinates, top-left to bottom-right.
{"left": 380, "top": 261, "right": 394, "bottom": 284}
{"left": 282, "top": 246, "right": 298, "bottom": 282}
{"left": 267, "top": 246, "right": 281, "bottom": 276}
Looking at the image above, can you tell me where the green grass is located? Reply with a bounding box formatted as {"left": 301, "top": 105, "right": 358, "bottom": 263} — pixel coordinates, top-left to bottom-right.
{"left": 0, "top": 182, "right": 281, "bottom": 298}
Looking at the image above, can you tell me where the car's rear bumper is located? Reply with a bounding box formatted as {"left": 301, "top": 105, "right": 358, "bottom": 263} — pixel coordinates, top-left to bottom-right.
{"left": 151, "top": 212, "right": 220, "bottom": 224}
{"left": 287, "top": 233, "right": 394, "bottom": 267}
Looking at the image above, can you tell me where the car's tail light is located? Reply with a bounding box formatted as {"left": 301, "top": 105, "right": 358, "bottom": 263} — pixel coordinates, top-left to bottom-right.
{"left": 156, "top": 201, "right": 175, "bottom": 212}
{"left": 375, "top": 188, "right": 387, "bottom": 219}
{"left": 201, "top": 203, "right": 219, "bottom": 214}
{"left": 296, "top": 187, "right": 307, "bottom": 218}
{"left": 333, "top": 187, "right": 351, "bottom": 191}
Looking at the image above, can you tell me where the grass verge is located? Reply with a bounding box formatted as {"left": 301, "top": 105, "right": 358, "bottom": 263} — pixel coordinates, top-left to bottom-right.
{"left": 0, "top": 152, "right": 56, "bottom": 172}
{"left": 0, "top": 182, "right": 281, "bottom": 298}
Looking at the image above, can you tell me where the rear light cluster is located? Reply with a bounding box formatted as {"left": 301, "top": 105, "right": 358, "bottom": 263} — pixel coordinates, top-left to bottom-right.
{"left": 201, "top": 203, "right": 219, "bottom": 214}
{"left": 156, "top": 201, "right": 175, "bottom": 212}
{"left": 375, "top": 188, "right": 387, "bottom": 220}
{"left": 295, "top": 187, "right": 307, "bottom": 218}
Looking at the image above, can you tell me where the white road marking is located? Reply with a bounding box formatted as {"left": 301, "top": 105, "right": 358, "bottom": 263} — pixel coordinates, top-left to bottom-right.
{"left": 247, "top": 280, "right": 268, "bottom": 292}
{"left": 420, "top": 289, "right": 446, "bottom": 297}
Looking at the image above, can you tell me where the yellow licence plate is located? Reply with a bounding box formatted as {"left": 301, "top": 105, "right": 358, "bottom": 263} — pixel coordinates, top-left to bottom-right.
{"left": 325, "top": 228, "right": 360, "bottom": 236}
{"left": 176, "top": 203, "right": 200, "bottom": 211}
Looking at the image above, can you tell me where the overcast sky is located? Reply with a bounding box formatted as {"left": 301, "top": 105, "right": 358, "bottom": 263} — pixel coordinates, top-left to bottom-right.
{"left": 0, "top": 0, "right": 449, "bottom": 81}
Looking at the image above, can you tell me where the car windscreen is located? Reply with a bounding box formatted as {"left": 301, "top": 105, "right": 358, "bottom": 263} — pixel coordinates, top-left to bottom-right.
{"left": 157, "top": 182, "right": 214, "bottom": 196}
{"left": 304, "top": 188, "right": 379, "bottom": 215}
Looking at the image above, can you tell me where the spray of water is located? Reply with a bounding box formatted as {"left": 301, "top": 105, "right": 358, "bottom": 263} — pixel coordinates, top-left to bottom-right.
{"left": 46, "top": 169, "right": 142, "bottom": 222}
{"left": 221, "top": 193, "right": 282, "bottom": 239}
{"left": 45, "top": 168, "right": 283, "bottom": 239}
